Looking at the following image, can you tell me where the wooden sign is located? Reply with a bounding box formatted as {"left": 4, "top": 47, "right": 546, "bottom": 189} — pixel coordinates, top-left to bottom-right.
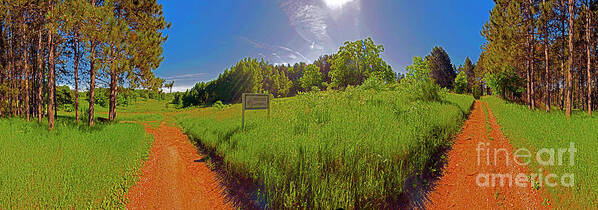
{"left": 243, "top": 93, "right": 269, "bottom": 110}
{"left": 241, "top": 93, "right": 270, "bottom": 129}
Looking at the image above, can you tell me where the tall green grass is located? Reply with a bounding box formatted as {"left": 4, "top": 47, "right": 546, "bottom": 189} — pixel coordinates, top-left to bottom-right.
{"left": 176, "top": 89, "right": 474, "bottom": 208}
{"left": 482, "top": 96, "right": 598, "bottom": 207}
{"left": 0, "top": 118, "right": 152, "bottom": 208}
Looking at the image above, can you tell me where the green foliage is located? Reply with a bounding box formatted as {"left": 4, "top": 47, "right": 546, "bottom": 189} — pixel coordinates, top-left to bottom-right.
{"left": 329, "top": 37, "right": 395, "bottom": 88}
{"left": 95, "top": 88, "right": 109, "bottom": 107}
{"left": 360, "top": 76, "right": 386, "bottom": 92}
{"left": 454, "top": 71, "right": 468, "bottom": 94}
{"left": 300, "top": 64, "right": 323, "bottom": 91}
{"left": 460, "top": 56, "right": 476, "bottom": 92}
{"left": 472, "top": 84, "right": 482, "bottom": 99}
{"left": 176, "top": 38, "right": 397, "bottom": 108}
{"left": 0, "top": 118, "right": 152, "bottom": 208}
{"left": 425, "top": 46, "right": 456, "bottom": 89}
{"left": 483, "top": 66, "right": 524, "bottom": 100}
{"left": 179, "top": 58, "right": 264, "bottom": 107}
{"left": 402, "top": 57, "right": 442, "bottom": 102}
{"left": 176, "top": 90, "right": 473, "bottom": 208}
{"left": 483, "top": 96, "right": 598, "bottom": 207}
{"left": 56, "top": 85, "right": 74, "bottom": 111}
{"left": 404, "top": 56, "right": 431, "bottom": 83}
{"left": 212, "top": 100, "right": 230, "bottom": 110}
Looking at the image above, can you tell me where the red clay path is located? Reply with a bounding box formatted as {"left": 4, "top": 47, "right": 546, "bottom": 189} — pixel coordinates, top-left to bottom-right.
{"left": 425, "top": 101, "right": 547, "bottom": 209}
{"left": 126, "top": 121, "right": 232, "bottom": 209}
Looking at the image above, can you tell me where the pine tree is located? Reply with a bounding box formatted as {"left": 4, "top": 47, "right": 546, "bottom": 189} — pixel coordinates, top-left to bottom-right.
{"left": 566, "top": 0, "right": 575, "bottom": 117}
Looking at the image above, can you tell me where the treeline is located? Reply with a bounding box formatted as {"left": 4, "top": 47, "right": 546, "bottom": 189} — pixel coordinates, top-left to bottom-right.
{"left": 174, "top": 38, "right": 462, "bottom": 107}
{"left": 477, "top": 0, "right": 597, "bottom": 117}
{"left": 0, "top": 0, "right": 168, "bottom": 129}
{"left": 174, "top": 37, "right": 482, "bottom": 108}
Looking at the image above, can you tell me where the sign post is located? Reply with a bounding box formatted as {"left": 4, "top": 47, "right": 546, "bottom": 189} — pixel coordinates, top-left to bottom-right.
{"left": 241, "top": 93, "right": 270, "bottom": 129}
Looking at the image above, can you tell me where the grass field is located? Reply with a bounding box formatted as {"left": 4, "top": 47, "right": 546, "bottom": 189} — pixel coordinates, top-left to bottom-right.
{"left": 58, "top": 98, "right": 174, "bottom": 123}
{"left": 0, "top": 117, "right": 152, "bottom": 209}
{"left": 482, "top": 96, "right": 598, "bottom": 208}
{"left": 176, "top": 89, "right": 474, "bottom": 208}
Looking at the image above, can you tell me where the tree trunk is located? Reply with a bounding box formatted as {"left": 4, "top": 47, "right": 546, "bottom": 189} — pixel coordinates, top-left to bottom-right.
{"left": 530, "top": 37, "right": 536, "bottom": 109}
{"left": 22, "top": 20, "right": 30, "bottom": 121}
{"left": 586, "top": 2, "right": 592, "bottom": 116}
{"left": 566, "top": 0, "right": 574, "bottom": 117}
{"left": 88, "top": 0, "right": 97, "bottom": 127}
{"left": 108, "top": 70, "right": 118, "bottom": 121}
{"left": 545, "top": 41, "right": 550, "bottom": 112}
{"left": 7, "top": 10, "right": 15, "bottom": 117}
{"left": 88, "top": 41, "right": 96, "bottom": 126}
{"left": 37, "top": 26, "right": 43, "bottom": 123}
{"left": 527, "top": 38, "right": 532, "bottom": 109}
{"left": 560, "top": 0, "right": 567, "bottom": 111}
{"left": 529, "top": 0, "right": 536, "bottom": 109}
{"left": 74, "top": 32, "right": 80, "bottom": 123}
{"left": 47, "top": 23, "right": 55, "bottom": 130}
{"left": 544, "top": 0, "right": 550, "bottom": 112}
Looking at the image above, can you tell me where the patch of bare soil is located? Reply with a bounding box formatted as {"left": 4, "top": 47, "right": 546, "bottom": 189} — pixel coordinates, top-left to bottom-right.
{"left": 126, "top": 121, "right": 233, "bottom": 209}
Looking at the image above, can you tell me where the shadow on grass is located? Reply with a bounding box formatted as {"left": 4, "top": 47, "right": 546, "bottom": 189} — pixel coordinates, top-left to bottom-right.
{"left": 396, "top": 140, "right": 453, "bottom": 209}
{"left": 54, "top": 115, "right": 114, "bottom": 132}
{"left": 189, "top": 126, "right": 266, "bottom": 210}
{"left": 397, "top": 99, "right": 475, "bottom": 209}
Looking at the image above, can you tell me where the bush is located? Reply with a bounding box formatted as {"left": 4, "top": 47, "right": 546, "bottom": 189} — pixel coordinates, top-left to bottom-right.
{"left": 402, "top": 56, "right": 442, "bottom": 102}
{"left": 360, "top": 76, "right": 386, "bottom": 92}
{"left": 310, "top": 86, "right": 320, "bottom": 92}
{"left": 483, "top": 66, "right": 524, "bottom": 100}
{"left": 212, "top": 100, "right": 229, "bottom": 110}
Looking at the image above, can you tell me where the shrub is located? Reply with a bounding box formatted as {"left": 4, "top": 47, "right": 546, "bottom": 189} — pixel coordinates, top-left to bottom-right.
{"left": 402, "top": 56, "right": 442, "bottom": 102}
{"left": 483, "top": 66, "right": 524, "bottom": 100}
{"left": 360, "top": 76, "right": 386, "bottom": 92}
{"left": 212, "top": 100, "right": 225, "bottom": 109}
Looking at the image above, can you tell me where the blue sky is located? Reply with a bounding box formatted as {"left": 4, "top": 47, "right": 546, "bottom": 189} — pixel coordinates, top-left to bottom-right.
{"left": 155, "top": 0, "right": 495, "bottom": 91}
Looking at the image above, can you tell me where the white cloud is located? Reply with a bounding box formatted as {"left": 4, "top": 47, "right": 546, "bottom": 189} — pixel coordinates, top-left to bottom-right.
{"left": 240, "top": 0, "right": 362, "bottom": 66}
{"left": 280, "top": 0, "right": 362, "bottom": 57}
{"left": 161, "top": 72, "right": 213, "bottom": 93}
{"left": 240, "top": 36, "right": 309, "bottom": 64}
{"left": 281, "top": 0, "right": 332, "bottom": 52}
{"left": 163, "top": 73, "right": 209, "bottom": 80}
{"left": 162, "top": 85, "right": 194, "bottom": 93}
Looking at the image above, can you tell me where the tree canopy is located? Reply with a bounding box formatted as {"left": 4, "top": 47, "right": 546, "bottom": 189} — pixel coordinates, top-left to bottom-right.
{"left": 426, "top": 46, "right": 456, "bottom": 89}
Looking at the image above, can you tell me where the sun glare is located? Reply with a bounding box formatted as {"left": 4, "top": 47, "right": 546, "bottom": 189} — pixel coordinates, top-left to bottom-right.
{"left": 322, "top": 0, "right": 355, "bottom": 10}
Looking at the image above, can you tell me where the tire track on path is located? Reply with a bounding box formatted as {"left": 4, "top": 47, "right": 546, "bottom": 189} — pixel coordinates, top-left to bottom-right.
{"left": 424, "top": 101, "right": 547, "bottom": 209}
{"left": 126, "top": 120, "right": 233, "bottom": 209}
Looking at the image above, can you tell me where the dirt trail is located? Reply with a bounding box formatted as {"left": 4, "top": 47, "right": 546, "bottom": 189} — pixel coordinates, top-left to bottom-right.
{"left": 126, "top": 121, "right": 232, "bottom": 210}
{"left": 424, "top": 101, "right": 547, "bottom": 209}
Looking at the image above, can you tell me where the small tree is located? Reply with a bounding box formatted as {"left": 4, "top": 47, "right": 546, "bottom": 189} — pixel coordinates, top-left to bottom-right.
{"left": 164, "top": 81, "right": 174, "bottom": 93}
{"left": 300, "top": 64, "right": 323, "bottom": 91}
{"left": 454, "top": 71, "right": 468, "bottom": 94}
{"left": 403, "top": 57, "right": 441, "bottom": 102}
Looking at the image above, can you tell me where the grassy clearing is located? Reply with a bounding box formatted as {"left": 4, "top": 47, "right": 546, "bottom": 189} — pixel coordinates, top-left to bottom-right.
{"left": 59, "top": 98, "right": 173, "bottom": 122}
{"left": 0, "top": 118, "right": 152, "bottom": 209}
{"left": 176, "top": 89, "right": 474, "bottom": 208}
{"left": 482, "top": 96, "right": 598, "bottom": 207}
